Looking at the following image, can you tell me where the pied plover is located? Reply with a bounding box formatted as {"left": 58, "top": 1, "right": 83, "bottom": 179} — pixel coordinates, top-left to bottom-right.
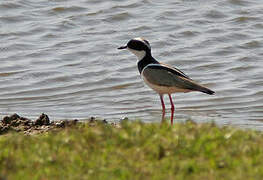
{"left": 118, "top": 37, "right": 214, "bottom": 124}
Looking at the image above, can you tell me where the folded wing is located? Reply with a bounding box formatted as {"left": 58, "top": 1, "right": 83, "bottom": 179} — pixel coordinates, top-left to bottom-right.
{"left": 142, "top": 64, "right": 214, "bottom": 95}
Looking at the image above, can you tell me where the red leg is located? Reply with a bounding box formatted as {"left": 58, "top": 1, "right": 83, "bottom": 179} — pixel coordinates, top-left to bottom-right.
{"left": 159, "top": 94, "right": 165, "bottom": 123}
{"left": 168, "top": 94, "right": 175, "bottom": 125}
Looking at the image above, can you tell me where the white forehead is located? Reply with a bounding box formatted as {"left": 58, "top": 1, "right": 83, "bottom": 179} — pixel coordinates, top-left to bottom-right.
{"left": 134, "top": 37, "right": 144, "bottom": 41}
{"left": 133, "top": 37, "right": 151, "bottom": 49}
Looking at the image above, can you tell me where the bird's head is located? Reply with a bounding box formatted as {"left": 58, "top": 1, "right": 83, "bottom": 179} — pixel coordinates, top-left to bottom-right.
{"left": 118, "top": 37, "right": 151, "bottom": 60}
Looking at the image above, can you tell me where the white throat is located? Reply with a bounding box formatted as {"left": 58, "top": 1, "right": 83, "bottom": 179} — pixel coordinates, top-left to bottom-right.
{"left": 128, "top": 48, "right": 146, "bottom": 61}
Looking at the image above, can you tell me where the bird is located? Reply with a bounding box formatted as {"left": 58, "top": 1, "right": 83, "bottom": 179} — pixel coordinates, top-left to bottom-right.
{"left": 118, "top": 37, "right": 214, "bottom": 124}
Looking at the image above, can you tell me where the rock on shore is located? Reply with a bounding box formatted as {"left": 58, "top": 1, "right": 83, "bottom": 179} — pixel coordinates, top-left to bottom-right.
{"left": 0, "top": 113, "right": 79, "bottom": 135}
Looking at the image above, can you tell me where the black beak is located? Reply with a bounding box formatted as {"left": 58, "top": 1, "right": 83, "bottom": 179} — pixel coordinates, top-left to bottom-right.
{"left": 118, "top": 45, "right": 127, "bottom": 50}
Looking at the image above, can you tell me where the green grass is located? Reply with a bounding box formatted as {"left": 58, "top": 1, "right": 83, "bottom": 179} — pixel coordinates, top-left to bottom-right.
{"left": 1, "top": 120, "right": 263, "bottom": 180}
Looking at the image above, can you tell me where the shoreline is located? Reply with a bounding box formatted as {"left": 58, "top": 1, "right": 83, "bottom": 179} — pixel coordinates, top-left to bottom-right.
{"left": 0, "top": 113, "right": 262, "bottom": 135}
{"left": 0, "top": 113, "right": 117, "bottom": 135}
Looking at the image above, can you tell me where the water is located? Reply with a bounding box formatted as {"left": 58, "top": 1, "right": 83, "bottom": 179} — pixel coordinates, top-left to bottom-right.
{"left": 1, "top": 0, "right": 263, "bottom": 128}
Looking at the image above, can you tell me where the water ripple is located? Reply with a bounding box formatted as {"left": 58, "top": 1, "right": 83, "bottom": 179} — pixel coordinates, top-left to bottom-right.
{"left": 0, "top": 0, "right": 263, "bottom": 128}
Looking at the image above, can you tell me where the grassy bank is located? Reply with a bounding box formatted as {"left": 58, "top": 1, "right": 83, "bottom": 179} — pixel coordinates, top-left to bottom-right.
{"left": 1, "top": 120, "right": 263, "bottom": 179}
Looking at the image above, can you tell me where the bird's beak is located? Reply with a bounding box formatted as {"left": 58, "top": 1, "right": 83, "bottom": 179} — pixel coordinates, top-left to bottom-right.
{"left": 118, "top": 45, "right": 127, "bottom": 50}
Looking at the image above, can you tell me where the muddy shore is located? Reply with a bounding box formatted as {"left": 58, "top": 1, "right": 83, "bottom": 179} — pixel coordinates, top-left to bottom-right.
{"left": 0, "top": 113, "right": 114, "bottom": 135}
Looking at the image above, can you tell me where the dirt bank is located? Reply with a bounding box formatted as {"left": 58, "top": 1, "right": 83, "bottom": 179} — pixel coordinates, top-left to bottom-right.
{"left": 0, "top": 113, "right": 110, "bottom": 135}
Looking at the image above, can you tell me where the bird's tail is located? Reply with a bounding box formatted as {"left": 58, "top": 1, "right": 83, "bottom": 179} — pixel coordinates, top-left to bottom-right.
{"left": 184, "top": 79, "right": 215, "bottom": 95}
{"left": 199, "top": 86, "right": 215, "bottom": 95}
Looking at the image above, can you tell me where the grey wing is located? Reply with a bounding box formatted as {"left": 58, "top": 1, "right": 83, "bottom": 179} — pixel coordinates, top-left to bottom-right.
{"left": 142, "top": 64, "right": 215, "bottom": 94}
{"left": 142, "top": 64, "right": 191, "bottom": 89}
{"left": 160, "top": 62, "right": 191, "bottom": 79}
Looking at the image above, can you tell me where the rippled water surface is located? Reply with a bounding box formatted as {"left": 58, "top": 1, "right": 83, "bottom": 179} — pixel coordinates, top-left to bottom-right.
{"left": 1, "top": 0, "right": 263, "bottom": 128}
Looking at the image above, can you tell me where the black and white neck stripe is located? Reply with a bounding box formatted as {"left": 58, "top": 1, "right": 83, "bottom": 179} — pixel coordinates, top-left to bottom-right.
{"left": 137, "top": 54, "right": 159, "bottom": 74}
